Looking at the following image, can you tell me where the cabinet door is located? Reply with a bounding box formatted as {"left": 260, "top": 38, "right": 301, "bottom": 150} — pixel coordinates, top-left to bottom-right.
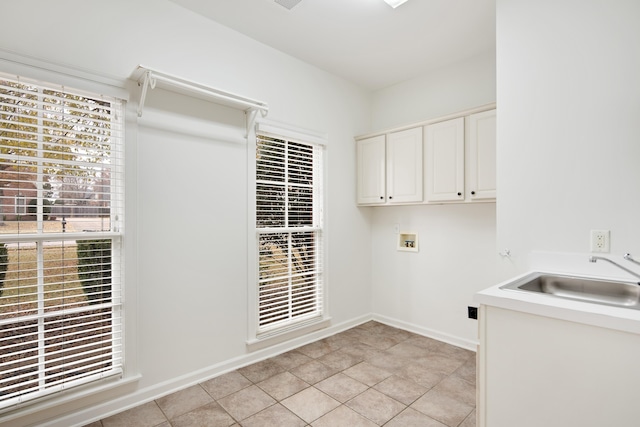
{"left": 468, "top": 109, "right": 496, "bottom": 200}
{"left": 356, "top": 135, "right": 386, "bottom": 204}
{"left": 386, "top": 127, "right": 423, "bottom": 204}
{"left": 424, "top": 117, "right": 465, "bottom": 202}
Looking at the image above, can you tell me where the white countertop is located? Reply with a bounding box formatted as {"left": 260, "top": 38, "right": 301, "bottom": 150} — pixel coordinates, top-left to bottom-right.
{"left": 474, "top": 270, "right": 640, "bottom": 335}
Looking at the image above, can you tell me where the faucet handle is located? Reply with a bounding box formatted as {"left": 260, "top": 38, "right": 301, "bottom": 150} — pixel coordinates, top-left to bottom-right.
{"left": 499, "top": 249, "right": 511, "bottom": 258}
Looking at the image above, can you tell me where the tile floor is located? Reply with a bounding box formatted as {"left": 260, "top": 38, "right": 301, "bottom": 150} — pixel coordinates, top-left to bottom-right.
{"left": 84, "top": 321, "right": 476, "bottom": 427}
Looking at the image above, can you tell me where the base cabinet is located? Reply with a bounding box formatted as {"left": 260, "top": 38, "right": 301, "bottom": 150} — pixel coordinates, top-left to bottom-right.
{"left": 478, "top": 305, "right": 640, "bottom": 427}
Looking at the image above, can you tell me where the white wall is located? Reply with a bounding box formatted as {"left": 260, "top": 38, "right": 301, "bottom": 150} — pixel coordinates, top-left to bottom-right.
{"left": 368, "top": 53, "right": 498, "bottom": 348}
{"left": 372, "top": 52, "right": 496, "bottom": 131}
{"left": 371, "top": 203, "right": 497, "bottom": 348}
{"left": 496, "top": 0, "right": 640, "bottom": 279}
{"left": 0, "top": 1, "right": 373, "bottom": 425}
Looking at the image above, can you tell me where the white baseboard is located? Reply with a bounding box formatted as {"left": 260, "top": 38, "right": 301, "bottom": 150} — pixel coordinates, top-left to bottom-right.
{"left": 49, "top": 314, "right": 373, "bottom": 427}
{"left": 372, "top": 314, "right": 479, "bottom": 352}
{"left": 23, "top": 312, "right": 477, "bottom": 427}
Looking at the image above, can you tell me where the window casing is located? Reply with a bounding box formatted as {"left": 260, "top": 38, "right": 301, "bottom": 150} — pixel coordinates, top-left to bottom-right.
{"left": 0, "top": 72, "right": 124, "bottom": 410}
{"left": 254, "top": 131, "right": 324, "bottom": 338}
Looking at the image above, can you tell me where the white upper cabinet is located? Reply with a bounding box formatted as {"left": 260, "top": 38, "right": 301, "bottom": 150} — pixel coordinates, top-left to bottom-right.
{"left": 356, "top": 135, "right": 386, "bottom": 204}
{"left": 386, "top": 127, "right": 423, "bottom": 204}
{"left": 355, "top": 105, "right": 495, "bottom": 206}
{"left": 424, "top": 117, "right": 465, "bottom": 202}
{"left": 467, "top": 109, "right": 496, "bottom": 200}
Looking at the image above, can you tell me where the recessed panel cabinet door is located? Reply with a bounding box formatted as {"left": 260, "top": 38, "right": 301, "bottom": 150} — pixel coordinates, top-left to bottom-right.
{"left": 386, "top": 127, "right": 423, "bottom": 204}
{"left": 424, "top": 117, "right": 465, "bottom": 202}
{"left": 468, "top": 109, "right": 496, "bottom": 200}
{"left": 356, "top": 135, "right": 386, "bottom": 204}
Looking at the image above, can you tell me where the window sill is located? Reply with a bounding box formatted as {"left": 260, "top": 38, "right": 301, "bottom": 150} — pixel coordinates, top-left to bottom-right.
{"left": 0, "top": 374, "right": 141, "bottom": 422}
{"left": 246, "top": 317, "right": 332, "bottom": 352}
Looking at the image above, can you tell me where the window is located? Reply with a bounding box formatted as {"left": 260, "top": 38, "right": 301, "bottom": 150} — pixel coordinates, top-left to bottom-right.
{"left": 255, "top": 130, "right": 324, "bottom": 337}
{"left": 14, "top": 195, "right": 25, "bottom": 215}
{"left": 0, "top": 72, "right": 124, "bottom": 409}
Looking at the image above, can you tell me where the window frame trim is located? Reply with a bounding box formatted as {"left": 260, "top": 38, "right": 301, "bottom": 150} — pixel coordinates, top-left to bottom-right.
{"left": 0, "top": 57, "right": 136, "bottom": 416}
{"left": 247, "top": 120, "right": 328, "bottom": 348}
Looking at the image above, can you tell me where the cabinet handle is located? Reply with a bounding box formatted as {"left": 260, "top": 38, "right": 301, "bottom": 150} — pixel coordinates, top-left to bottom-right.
{"left": 457, "top": 192, "right": 462, "bottom": 196}
{"left": 380, "top": 196, "right": 384, "bottom": 200}
{"left": 389, "top": 196, "right": 393, "bottom": 199}
{"left": 471, "top": 191, "right": 476, "bottom": 196}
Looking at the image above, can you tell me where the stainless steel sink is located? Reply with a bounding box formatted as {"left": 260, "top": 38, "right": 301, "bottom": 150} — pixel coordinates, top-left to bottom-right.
{"left": 500, "top": 272, "right": 640, "bottom": 310}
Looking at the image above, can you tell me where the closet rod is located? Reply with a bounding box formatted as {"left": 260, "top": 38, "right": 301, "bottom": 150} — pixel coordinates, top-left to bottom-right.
{"left": 133, "top": 65, "right": 269, "bottom": 119}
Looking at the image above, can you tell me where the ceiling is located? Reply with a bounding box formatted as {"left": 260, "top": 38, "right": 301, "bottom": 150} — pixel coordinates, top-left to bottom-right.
{"left": 170, "top": 0, "right": 496, "bottom": 90}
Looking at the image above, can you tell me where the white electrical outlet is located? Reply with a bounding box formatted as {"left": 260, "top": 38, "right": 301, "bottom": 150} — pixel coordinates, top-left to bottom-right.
{"left": 590, "top": 230, "right": 610, "bottom": 253}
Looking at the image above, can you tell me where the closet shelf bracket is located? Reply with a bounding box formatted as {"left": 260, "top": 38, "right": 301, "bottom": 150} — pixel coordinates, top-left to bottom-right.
{"left": 132, "top": 65, "right": 269, "bottom": 131}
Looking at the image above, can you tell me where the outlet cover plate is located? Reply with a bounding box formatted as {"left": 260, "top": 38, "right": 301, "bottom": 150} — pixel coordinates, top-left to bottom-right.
{"left": 590, "top": 230, "right": 610, "bottom": 253}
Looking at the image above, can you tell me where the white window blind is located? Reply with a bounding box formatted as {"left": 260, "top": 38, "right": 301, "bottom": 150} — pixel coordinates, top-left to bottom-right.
{"left": 0, "top": 72, "right": 124, "bottom": 410}
{"left": 255, "top": 132, "right": 323, "bottom": 336}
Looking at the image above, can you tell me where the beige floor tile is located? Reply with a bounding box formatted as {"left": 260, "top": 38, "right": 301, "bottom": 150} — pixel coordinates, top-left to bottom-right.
{"left": 395, "top": 361, "right": 449, "bottom": 389}
{"left": 415, "top": 353, "right": 467, "bottom": 375}
{"left": 281, "top": 387, "right": 340, "bottom": 423}
{"left": 316, "top": 349, "right": 363, "bottom": 370}
{"left": 217, "top": 385, "right": 276, "bottom": 421}
{"left": 356, "top": 330, "right": 404, "bottom": 350}
{"left": 315, "top": 373, "right": 368, "bottom": 403}
{"left": 404, "top": 335, "right": 448, "bottom": 353}
{"left": 238, "top": 359, "right": 285, "bottom": 383}
{"left": 372, "top": 324, "right": 415, "bottom": 341}
{"left": 452, "top": 356, "right": 477, "bottom": 385}
{"left": 82, "top": 422, "right": 103, "bottom": 427}
{"left": 94, "top": 323, "right": 476, "bottom": 427}
{"left": 322, "top": 331, "right": 360, "bottom": 349}
{"left": 459, "top": 409, "right": 477, "bottom": 427}
{"left": 101, "top": 401, "right": 167, "bottom": 427}
{"left": 432, "top": 375, "right": 476, "bottom": 406}
{"left": 428, "top": 340, "right": 474, "bottom": 363}
{"left": 373, "top": 375, "right": 428, "bottom": 405}
{"left": 411, "top": 388, "right": 474, "bottom": 427}
{"left": 365, "top": 351, "right": 407, "bottom": 374}
{"left": 385, "top": 341, "right": 432, "bottom": 360}
{"left": 346, "top": 388, "right": 405, "bottom": 425}
{"left": 296, "top": 339, "right": 339, "bottom": 359}
{"left": 343, "top": 361, "right": 392, "bottom": 386}
{"left": 170, "top": 402, "right": 235, "bottom": 427}
{"left": 290, "top": 360, "right": 338, "bottom": 384}
{"left": 355, "top": 320, "right": 379, "bottom": 330}
{"left": 257, "top": 371, "right": 310, "bottom": 401}
{"left": 200, "top": 371, "right": 252, "bottom": 400}
{"left": 241, "top": 403, "right": 306, "bottom": 427}
{"left": 384, "top": 407, "right": 448, "bottom": 427}
{"left": 311, "top": 405, "right": 377, "bottom": 427}
{"left": 270, "top": 350, "right": 313, "bottom": 370}
{"left": 156, "top": 385, "right": 213, "bottom": 420}
{"left": 331, "top": 327, "right": 364, "bottom": 342}
{"left": 338, "top": 342, "right": 381, "bottom": 360}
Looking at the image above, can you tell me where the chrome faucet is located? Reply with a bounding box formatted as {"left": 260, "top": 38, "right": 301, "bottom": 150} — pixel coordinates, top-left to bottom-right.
{"left": 589, "top": 256, "right": 640, "bottom": 282}
{"left": 623, "top": 253, "right": 640, "bottom": 266}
